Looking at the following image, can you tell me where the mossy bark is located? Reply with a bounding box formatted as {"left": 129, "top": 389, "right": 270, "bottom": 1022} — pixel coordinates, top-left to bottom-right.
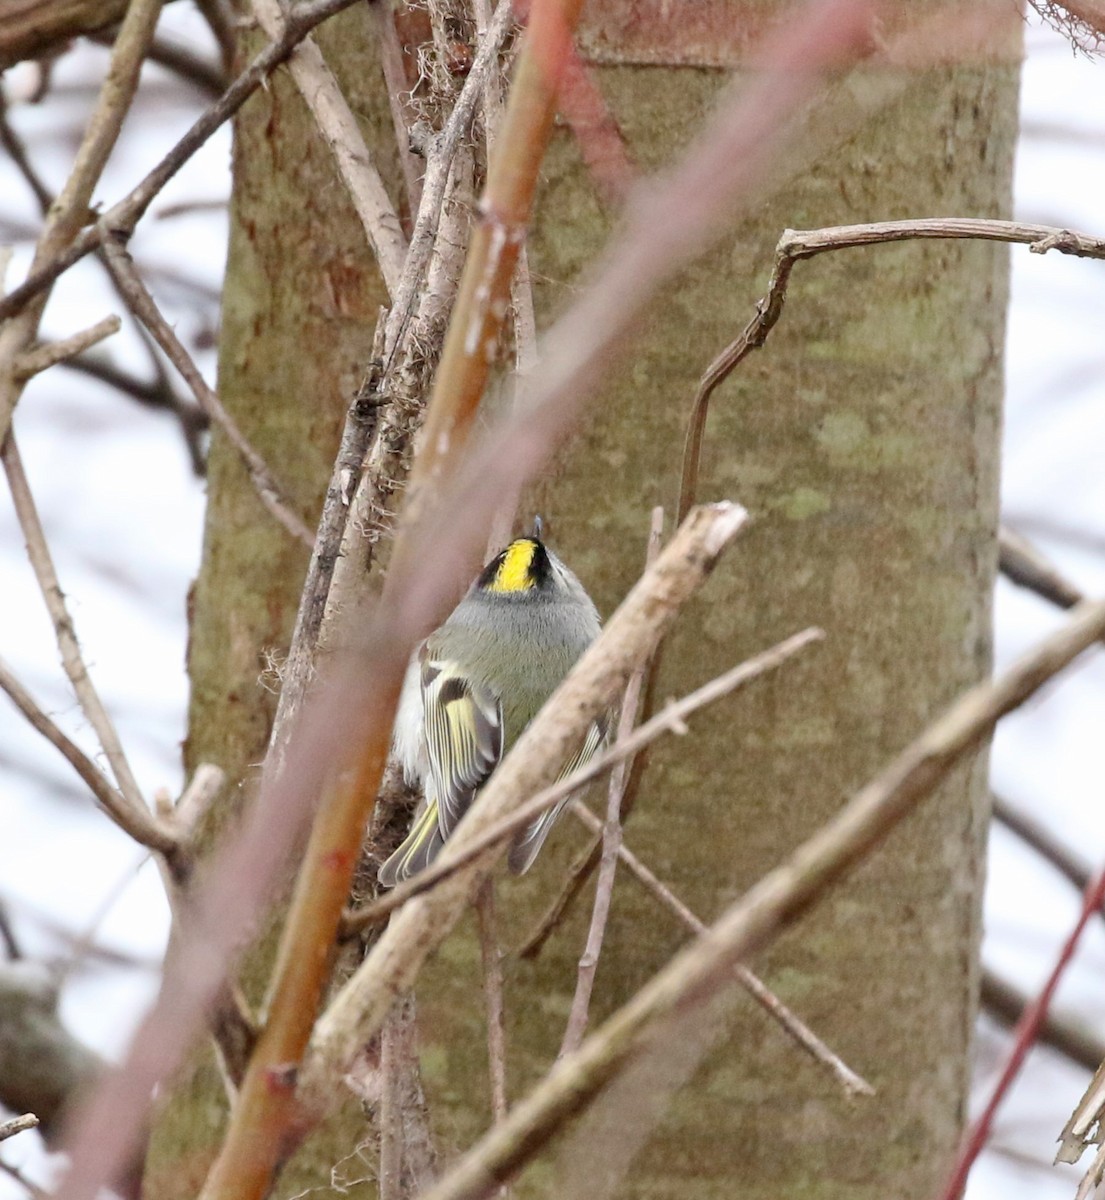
{"left": 415, "top": 47, "right": 1018, "bottom": 1200}
{"left": 146, "top": 6, "right": 1020, "bottom": 1198}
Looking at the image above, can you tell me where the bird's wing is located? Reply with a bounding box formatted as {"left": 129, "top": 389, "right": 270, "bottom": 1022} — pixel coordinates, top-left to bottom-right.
{"left": 508, "top": 717, "right": 607, "bottom": 875}
{"left": 421, "top": 649, "right": 504, "bottom": 840}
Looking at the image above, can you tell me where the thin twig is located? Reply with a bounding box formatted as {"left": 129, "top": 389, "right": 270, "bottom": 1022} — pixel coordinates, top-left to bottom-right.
{"left": 370, "top": 1, "right": 424, "bottom": 215}
{"left": 13, "top": 316, "right": 121, "bottom": 379}
{"left": 993, "top": 794, "right": 1098, "bottom": 900}
{"left": 263, "top": 311, "right": 387, "bottom": 763}
{"left": 677, "top": 217, "right": 1105, "bottom": 522}
{"left": 379, "top": 1009, "right": 403, "bottom": 1200}
{"left": 515, "top": 839, "right": 596, "bottom": 960}
{"left": 2, "top": 433, "right": 152, "bottom": 821}
{"left": 341, "top": 623, "right": 819, "bottom": 936}
{"left": 322, "top": 0, "right": 517, "bottom": 597}
{"left": 0, "top": 0, "right": 162, "bottom": 446}
{"left": 938, "top": 861, "right": 1105, "bottom": 1200}
{"left": 60, "top": 351, "right": 208, "bottom": 470}
{"left": 999, "top": 524, "right": 1087, "bottom": 612}
{"left": 98, "top": 233, "right": 313, "bottom": 546}
{"left": 559, "top": 507, "right": 662, "bottom": 1059}
{"left": 981, "top": 967, "right": 1105, "bottom": 1076}
{"left": 0, "top": 1115, "right": 38, "bottom": 1144}
{"left": 476, "top": 879, "right": 510, "bottom": 1130}
{"left": 249, "top": 0, "right": 407, "bottom": 298}
{"left": 0, "top": 655, "right": 176, "bottom": 855}
{"left": 0, "top": 88, "right": 209, "bottom": 463}
{"left": 0, "top": 1154, "right": 47, "bottom": 1200}
{"left": 566, "top": 799, "right": 874, "bottom": 1097}
{"left": 412, "top": 597, "right": 1105, "bottom": 1200}
{"left": 89, "top": 29, "right": 228, "bottom": 97}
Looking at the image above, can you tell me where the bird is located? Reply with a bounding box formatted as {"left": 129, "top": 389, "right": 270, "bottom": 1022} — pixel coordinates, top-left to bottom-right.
{"left": 378, "top": 530, "right": 605, "bottom": 888}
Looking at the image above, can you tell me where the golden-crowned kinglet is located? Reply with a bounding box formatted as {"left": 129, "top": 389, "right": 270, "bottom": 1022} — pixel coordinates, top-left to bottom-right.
{"left": 378, "top": 532, "right": 604, "bottom": 888}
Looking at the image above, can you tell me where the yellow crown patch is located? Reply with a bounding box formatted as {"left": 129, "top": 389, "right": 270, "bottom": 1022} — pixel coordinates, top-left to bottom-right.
{"left": 486, "top": 540, "right": 537, "bottom": 593}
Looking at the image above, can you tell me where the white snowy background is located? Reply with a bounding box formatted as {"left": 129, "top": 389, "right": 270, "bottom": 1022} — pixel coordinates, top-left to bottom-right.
{"left": 1, "top": 7, "right": 1104, "bottom": 1197}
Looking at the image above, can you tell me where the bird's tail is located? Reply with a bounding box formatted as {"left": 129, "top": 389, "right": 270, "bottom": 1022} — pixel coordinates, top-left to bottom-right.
{"left": 378, "top": 798, "right": 445, "bottom": 888}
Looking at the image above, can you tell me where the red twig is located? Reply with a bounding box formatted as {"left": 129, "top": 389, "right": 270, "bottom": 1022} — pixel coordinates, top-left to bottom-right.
{"left": 936, "top": 861, "right": 1105, "bottom": 1200}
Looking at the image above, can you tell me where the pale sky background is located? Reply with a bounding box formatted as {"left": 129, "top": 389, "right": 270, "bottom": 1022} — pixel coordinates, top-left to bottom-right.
{"left": 2, "top": 7, "right": 1104, "bottom": 1198}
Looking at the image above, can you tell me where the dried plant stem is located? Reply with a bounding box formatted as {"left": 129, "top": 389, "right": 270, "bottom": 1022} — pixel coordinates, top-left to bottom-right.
{"left": 13, "top": 316, "right": 121, "bottom": 379}
{"left": 566, "top": 800, "right": 873, "bottom": 1097}
{"left": 414, "top": 597, "right": 1105, "bottom": 1200}
{"left": 0, "top": 0, "right": 162, "bottom": 442}
{"left": 939, "top": 861, "right": 1105, "bottom": 1200}
{"left": 400, "top": 0, "right": 586, "bottom": 517}
{"left": 99, "top": 234, "right": 313, "bottom": 547}
{"left": 678, "top": 217, "right": 1105, "bottom": 522}
{"left": 0, "top": 655, "right": 176, "bottom": 855}
{"left": 304, "top": 504, "right": 749, "bottom": 1100}
{"left": 559, "top": 508, "right": 662, "bottom": 1058}
{"left": 249, "top": 0, "right": 407, "bottom": 297}
{"left": 343, "top": 623, "right": 820, "bottom": 934}
{"left": 1, "top": 434, "right": 157, "bottom": 829}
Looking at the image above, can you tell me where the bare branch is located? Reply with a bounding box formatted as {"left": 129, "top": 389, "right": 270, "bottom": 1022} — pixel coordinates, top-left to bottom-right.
{"left": 559, "top": 507, "right": 662, "bottom": 1059}
{"left": 476, "top": 879, "right": 509, "bottom": 1130}
{"left": 999, "top": 524, "right": 1087, "bottom": 612}
{"left": 0, "top": 0, "right": 163, "bottom": 442}
{"left": 679, "top": 217, "right": 1105, "bottom": 521}
{"left": 0, "top": 1115, "right": 38, "bottom": 1144}
{"left": 13, "top": 315, "right": 121, "bottom": 379}
{"left": 982, "top": 967, "right": 1105, "bottom": 1075}
{"left": 993, "top": 793, "right": 1098, "bottom": 899}
{"left": 413, "top": 598, "right": 1105, "bottom": 1200}
{"left": 2, "top": 434, "right": 150, "bottom": 819}
{"left": 0, "top": 655, "right": 176, "bottom": 854}
{"left": 379, "top": 1010, "right": 404, "bottom": 1200}
{"left": 249, "top": 0, "right": 408, "bottom": 298}
{"left": 567, "top": 800, "right": 874, "bottom": 1098}
{"left": 402, "top": 0, "right": 587, "bottom": 516}
{"left": 0, "top": 0, "right": 130, "bottom": 68}
{"left": 941, "top": 860, "right": 1105, "bottom": 1199}
{"left": 98, "top": 234, "right": 313, "bottom": 547}
{"left": 369, "top": 2, "right": 424, "bottom": 214}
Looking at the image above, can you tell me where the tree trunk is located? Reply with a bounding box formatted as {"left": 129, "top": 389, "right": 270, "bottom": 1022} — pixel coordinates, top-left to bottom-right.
{"left": 146, "top": 4, "right": 1020, "bottom": 1197}
{"left": 143, "top": 8, "right": 399, "bottom": 1196}
{"left": 414, "top": 24, "right": 1020, "bottom": 1200}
